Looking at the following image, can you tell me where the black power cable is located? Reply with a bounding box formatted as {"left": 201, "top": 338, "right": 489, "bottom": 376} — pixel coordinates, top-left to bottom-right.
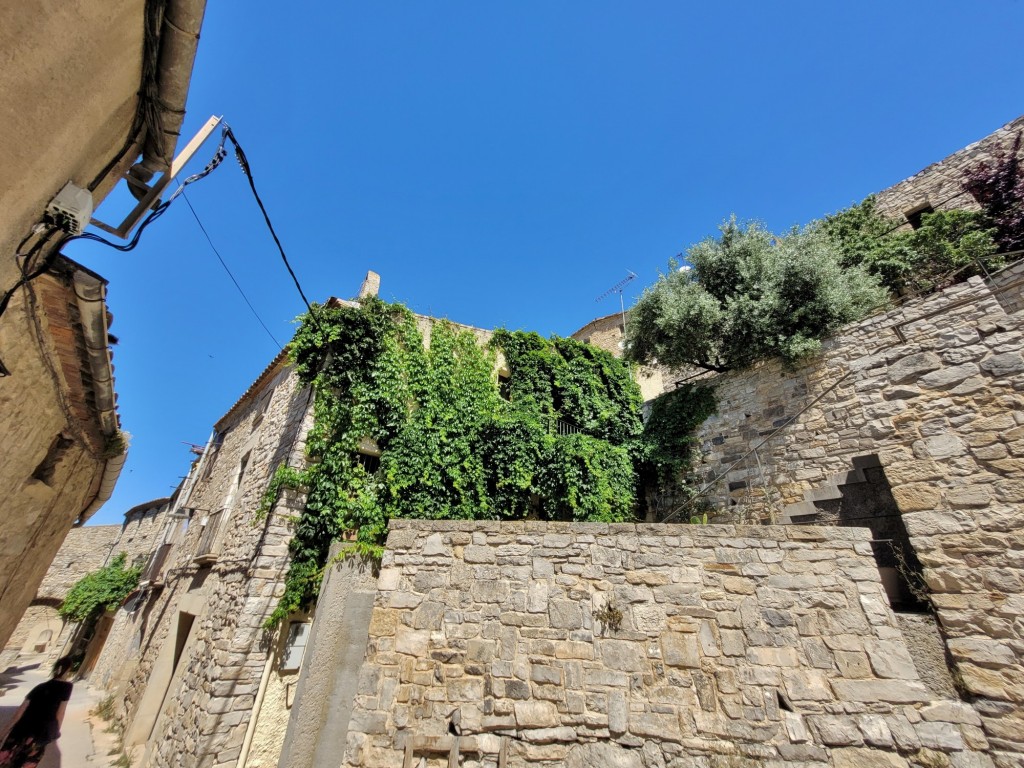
{"left": 2, "top": 123, "right": 322, "bottom": 339}
{"left": 180, "top": 189, "right": 283, "bottom": 350}
{"left": 221, "top": 127, "right": 323, "bottom": 330}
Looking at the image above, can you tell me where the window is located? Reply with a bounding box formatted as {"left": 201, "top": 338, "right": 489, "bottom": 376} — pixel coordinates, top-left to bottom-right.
{"left": 280, "top": 621, "right": 310, "bottom": 672}
{"left": 356, "top": 452, "right": 380, "bottom": 473}
{"left": 252, "top": 389, "right": 274, "bottom": 429}
{"left": 904, "top": 203, "right": 934, "bottom": 230}
{"left": 498, "top": 372, "right": 512, "bottom": 401}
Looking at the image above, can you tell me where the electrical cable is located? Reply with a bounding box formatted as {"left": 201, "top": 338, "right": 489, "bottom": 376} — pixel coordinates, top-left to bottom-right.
{"left": 0, "top": 139, "right": 228, "bottom": 324}
{"left": 180, "top": 188, "right": 283, "bottom": 350}
{"left": 221, "top": 127, "right": 323, "bottom": 331}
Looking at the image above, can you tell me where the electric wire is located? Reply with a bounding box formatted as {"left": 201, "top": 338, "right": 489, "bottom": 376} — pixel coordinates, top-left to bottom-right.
{"left": 222, "top": 127, "right": 323, "bottom": 331}
{"left": 180, "top": 188, "right": 283, "bottom": 350}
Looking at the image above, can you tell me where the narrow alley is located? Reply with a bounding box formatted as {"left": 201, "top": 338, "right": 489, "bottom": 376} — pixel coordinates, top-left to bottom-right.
{"left": 0, "top": 660, "right": 118, "bottom": 767}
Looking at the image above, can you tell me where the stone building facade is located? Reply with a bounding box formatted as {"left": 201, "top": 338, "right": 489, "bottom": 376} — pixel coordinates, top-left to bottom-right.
{"left": 0, "top": 495, "right": 171, "bottom": 675}
{"left": 669, "top": 264, "right": 1024, "bottom": 766}
{"left": 0, "top": 0, "right": 207, "bottom": 650}
{"left": 100, "top": 351, "right": 313, "bottom": 768}
{"left": 0, "top": 524, "right": 119, "bottom": 671}
{"left": 872, "top": 114, "right": 1024, "bottom": 225}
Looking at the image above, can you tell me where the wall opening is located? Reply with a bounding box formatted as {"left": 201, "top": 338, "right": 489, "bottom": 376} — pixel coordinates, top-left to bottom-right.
{"left": 32, "top": 433, "right": 74, "bottom": 485}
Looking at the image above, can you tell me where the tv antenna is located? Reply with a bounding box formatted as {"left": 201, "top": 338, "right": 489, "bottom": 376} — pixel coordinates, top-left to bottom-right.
{"left": 595, "top": 271, "right": 637, "bottom": 332}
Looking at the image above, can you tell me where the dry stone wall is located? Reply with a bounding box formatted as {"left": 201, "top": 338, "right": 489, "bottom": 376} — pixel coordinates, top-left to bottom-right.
{"left": 341, "top": 520, "right": 991, "bottom": 768}
{"left": 678, "top": 272, "right": 1024, "bottom": 765}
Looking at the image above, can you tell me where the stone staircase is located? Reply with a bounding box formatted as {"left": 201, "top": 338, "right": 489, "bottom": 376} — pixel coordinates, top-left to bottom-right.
{"left": 780, "top": 455, "right": 880, "bottom": 524}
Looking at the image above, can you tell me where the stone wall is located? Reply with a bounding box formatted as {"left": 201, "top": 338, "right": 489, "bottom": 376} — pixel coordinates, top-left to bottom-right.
{"left": 0, "top": 0, "right": 153, "bottom": 652}
{"left": 338, "top": 520, "right": 991, "bottom": 768}
{"left": 675, "top": 272, "right": 1023, "bottom": 765}
{"left": 110, "top": 361, "right": 312, "bottom": 768}
{"left": 88, "top": 498, "right": 174, "bottom": 692}
{"left": 873, "top": 114, "right": 1024, "bottom": 223}
{"left": 0, "top": 524, "right": 120, "bottom": 670}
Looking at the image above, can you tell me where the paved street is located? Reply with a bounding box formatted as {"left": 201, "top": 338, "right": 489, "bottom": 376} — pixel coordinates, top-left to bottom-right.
{"left": 0, "top": 659, "right": 117, "bottom": 767}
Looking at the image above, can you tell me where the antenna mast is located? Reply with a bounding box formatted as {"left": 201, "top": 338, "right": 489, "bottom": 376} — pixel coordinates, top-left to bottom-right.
{"left": 595, "top": 271, "right": 637, "bottom": 333}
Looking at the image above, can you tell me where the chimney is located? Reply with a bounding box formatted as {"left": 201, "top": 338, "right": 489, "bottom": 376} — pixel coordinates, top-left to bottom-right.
{"left": 357, "top": 271, "right": 381, "bottom": 299}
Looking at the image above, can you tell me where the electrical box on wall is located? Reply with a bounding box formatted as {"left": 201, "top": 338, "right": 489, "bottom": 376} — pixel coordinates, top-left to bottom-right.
{"left": 45, "top": 182, "right": 93, "bottom": 235}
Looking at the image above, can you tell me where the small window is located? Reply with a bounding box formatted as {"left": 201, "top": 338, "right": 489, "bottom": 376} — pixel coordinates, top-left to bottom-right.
{"left": 498, "top": 372, "right": 512, "bottom": 401}
{"left": 252, "top": 389, "right": 273, "bottom": 429}
{"left": 356, "top": 452, "right": 380, "bottom": 473}
{"left": 904, "top": 203, "right": 934, "bottom": 230}
{"left": 280, "top": 621, "right": 310, "bottom": 672}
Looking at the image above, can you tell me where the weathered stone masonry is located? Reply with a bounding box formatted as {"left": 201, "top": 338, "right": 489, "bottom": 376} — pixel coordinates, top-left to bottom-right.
{"left": 340, "top": 520, "right": 991, "bottom": 768}
{"left": 684, "top": 269, "right": 1024, "bottom": 765}
{"left": 116, "top": 360, "right": 312, "bottom": 768}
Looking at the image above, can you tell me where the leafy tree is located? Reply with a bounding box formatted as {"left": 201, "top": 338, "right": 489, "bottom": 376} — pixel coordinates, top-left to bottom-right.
{"left": 625, "top": 219, "right": 886, "bottom": 372}
{"left": 820, "top": 196, "right": 996, "bottom": 294}
{"left": 965, "top": 131, "right": 1024, "bottom": 253}
{"left": 59, "top": 553, "right": 142, "bottom": 624}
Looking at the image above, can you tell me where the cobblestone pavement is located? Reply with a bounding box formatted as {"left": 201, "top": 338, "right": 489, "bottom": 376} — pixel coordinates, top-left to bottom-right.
{"left": 0, "top": 658, "right": 117, "bottom": 767}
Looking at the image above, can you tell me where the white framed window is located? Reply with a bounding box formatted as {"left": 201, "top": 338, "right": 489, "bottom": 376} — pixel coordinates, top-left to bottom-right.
{"left": 280, "top": 621, "right": 310, "bottom": 672}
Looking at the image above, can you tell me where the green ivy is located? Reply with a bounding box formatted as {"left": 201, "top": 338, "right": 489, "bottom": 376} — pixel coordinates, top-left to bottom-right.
{"left": 59, "top": 553, "right": 141, "bottom": 624}
{"left": 639, "top": 384, "right": 717, "bottom": 484}
{"left": 255, "top": 464, "right": 304, "bottom": 523}
{"left": 266, "top": 300, "right": 652, "bottom": 627}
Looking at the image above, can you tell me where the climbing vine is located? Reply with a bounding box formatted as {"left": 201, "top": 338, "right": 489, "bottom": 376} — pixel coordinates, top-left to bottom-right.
{"left": 635, "top": 383, "right": 718, "bottom": 519}
{"left": 266, "top": 300, "right": 661, "bottom": 627}
{"left": 59, "top": 553, "right": 141, "bottom": 624}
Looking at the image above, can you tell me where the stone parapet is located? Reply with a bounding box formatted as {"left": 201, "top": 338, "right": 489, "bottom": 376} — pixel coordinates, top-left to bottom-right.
{"left": 339, "top": 520, "right": 991, "bottom": 768}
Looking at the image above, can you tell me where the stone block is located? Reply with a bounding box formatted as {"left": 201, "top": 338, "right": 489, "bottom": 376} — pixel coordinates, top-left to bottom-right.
{"left": 782, "top": 669, "right": 833, "bottom": 701}
{"left": 549, "top": 600, "right": 583, "bottom": 629}
{"left": 980, "top": 352, "right": 1024, "bottom": 377}
{"left": 810, "top": 715, "right": 863, "bottom": 746}
{"left": 858, "top": 715, "right": 894, "bottom": 748}
{"left": 865, "top": 640, "right": 918, "bottom": 680}
{"left": 514, "top": 700, "right": 559, "bottom": 729}
{"left": 916, "top": 720, "right": 965, "bottom": 751}
{"left": 395, "top": 628, "right": 430, "bottom": 656}
{"left": 888, "top": 352, "right": 942, "bottom": 384}
{"left": 945, "top": 485, "right": 992, "bottom": 508}
{"left": 891, "top": 483, "right": 942, "bottom": 512}
{"left": 521, "top": 726, "right": 577, "bottom": 743}
{"left": 599, "top": 639, "right": 645, "bottom": 672}
{"left": 947, "top": 637, "right": 1017, "bottom": 668}
{"left": 660, "top": 632, "right": 700, "bottom": 669}
{"left": 832, "top": 679, "right": 931, "bottom": 703}
{"left": 831, "top": 747, "right": 909, "bottom": 768}
{"left": 919, "top": 363, "right": 980, "bottom": 389}
{"left": 463, "top": 545, "right": 495, "bottom": 563}
{"left": 913, "top": 434, "right": 966, "bottom": 460}
{"left": 746, "top": 646, "right": 799, "bottom": 667}
{"left": 919, "top": 701, "right": 982, "bottom": 726}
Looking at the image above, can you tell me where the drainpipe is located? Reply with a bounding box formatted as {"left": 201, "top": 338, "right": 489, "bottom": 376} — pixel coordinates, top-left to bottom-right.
{"left": 128, "top": 0, "right": 209, "bottom": 195}
{"left": 236, "top": 647, "right": 277, "bottom": 768}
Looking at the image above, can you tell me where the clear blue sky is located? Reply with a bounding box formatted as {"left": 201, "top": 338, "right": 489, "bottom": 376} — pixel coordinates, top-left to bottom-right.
{"left": 71, "top": 2, "right": 1024, "bottom": 525}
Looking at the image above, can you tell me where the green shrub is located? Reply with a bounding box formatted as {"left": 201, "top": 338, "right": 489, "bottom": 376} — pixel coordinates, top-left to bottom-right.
{"left": 59, "top": 553, "right": 141, "bottom": 624}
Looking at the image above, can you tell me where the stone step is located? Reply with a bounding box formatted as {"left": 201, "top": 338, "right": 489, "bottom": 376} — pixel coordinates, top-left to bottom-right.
{"left": 781, "top": 501, "right": 820, "bottom": 523}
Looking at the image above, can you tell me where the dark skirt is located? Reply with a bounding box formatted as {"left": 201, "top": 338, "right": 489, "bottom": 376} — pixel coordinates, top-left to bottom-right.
{"left": 0, "top": 735, "right": 47, "bottom": 768}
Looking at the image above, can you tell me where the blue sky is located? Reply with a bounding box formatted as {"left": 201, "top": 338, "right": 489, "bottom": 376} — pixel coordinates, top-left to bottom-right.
{"left": 71, "top": 2, "right": 1024, "bottom": 525}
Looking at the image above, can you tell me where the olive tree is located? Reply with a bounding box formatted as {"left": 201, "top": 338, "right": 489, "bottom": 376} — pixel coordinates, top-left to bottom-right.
{"left": 625, "top": 219, "right": 886, "bottom": 372}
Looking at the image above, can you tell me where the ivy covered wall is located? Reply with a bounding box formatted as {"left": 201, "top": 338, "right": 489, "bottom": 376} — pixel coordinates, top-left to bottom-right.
{"left": 267, "top": 299, "right": 708, "bottom": 625}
